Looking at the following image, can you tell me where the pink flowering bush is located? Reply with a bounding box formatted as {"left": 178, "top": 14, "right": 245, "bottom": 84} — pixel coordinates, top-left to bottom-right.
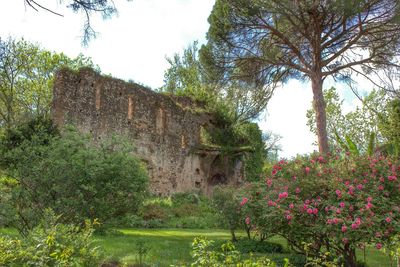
{"left": 241, "top": 153, "right": 400, "bottom": 267}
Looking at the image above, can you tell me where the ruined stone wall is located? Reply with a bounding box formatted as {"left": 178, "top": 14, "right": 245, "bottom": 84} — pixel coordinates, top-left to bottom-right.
{"left": 52, "top": 68, "right": 243, "bottom": 195}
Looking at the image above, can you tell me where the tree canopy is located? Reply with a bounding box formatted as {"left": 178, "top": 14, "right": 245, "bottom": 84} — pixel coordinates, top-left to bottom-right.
{"left": 202, "top": 0, "right": 400, "bottom": 153}
{"left": 0, "top": 37, "right": 97, "bottom": 129}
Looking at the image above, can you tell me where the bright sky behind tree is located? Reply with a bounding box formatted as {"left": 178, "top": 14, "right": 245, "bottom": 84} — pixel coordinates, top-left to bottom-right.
{"left": 0, "top": 0, "right": 374, "bottom": 158}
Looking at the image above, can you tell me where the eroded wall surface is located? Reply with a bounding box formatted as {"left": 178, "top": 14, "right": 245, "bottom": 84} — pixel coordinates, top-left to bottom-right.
{"left": 52, "top": 68, "right": 243, "bottom": 195}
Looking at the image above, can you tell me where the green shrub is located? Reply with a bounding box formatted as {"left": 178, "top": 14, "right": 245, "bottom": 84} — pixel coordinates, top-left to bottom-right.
{"left": 0, "top": 121, "right": 149, "bottom": 234}
{"left": 270, "top": 254, "right": 306, "bottom": 267}
{"left": 172, "top": 203, "right": 200, "bottom": 217}
{"left": 177, "top": 237, "right": 281, "bottom": 267}
{"left": 140, "top": 203, "right": 168, "bottom": 221}
{"left": 132, "top": 194, "right": 223, "bottom": 229}
{"left": 212, "top": 239, "right": 283, "bottom": 254}
{"left": 212, "top": 185, "right": 246, "bottom": 241}
{"left": 171, "top": 192, "right": 201, "bottom": 206}
{"left": 0, "top": 210, "right": 102, "bottom": 267}
{"left": 235, "top": 239, "right": 284, "bottom": 254}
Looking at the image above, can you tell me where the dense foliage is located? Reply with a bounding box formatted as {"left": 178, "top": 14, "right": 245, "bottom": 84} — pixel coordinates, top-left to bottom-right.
{"left": 0, "top": 38, "right": 97, "bottom": 129}
{"left": 242, "top": 153, "right": 400, "bottom": 266}
{"left": 115, "top": 192, "right": 222, "bottom": 229}
{"left": 379, "top": 98, "right": 400, "bottom": 156}
{"left": 0, "top": 118, "right": 148, "bottom": 235}
{"left": 180, "top": 237, "right": 280, "bottom": 267}
{"left": 0, "top": 210, "right": 102, "bottom": 267}
{"left": 161, "top": 41, "right": 274, "bottom": 182}
{"left": 306, "top": 88, "right": 386, "bottom": 153}
{"left": 212, "top": 186, "right": 245, "bottom": 241}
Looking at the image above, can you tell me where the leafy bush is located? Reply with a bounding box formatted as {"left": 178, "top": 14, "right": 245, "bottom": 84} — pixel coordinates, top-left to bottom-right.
{"left": 171, "top": 192, "right": 201, "bottom": 205}
{"left": 122, "top": 193, "right": 223, "bottom": 229}
{"left": 0, "top": 210, "right": 102, "bottom": 267}
{"left": 0, "top": 176, "right": 17, "bottom": 227}
{"left": 140, "top": 203, "right": 168, "bottom": 221}
{"left": 242, "top": 153, "right": 400, "bottom": 267}
{"left": 212, "top": 185, "right": 248, "bottom": 241}
{"left": 235, "top": 239, "right": 284, "bottom": 254}
{"left": 0, "top": 120, "right": 149, "bottom": 234}
{"left": 177, "top": 237, "right": 281, "bottom": 267}
{"left": 212, "top": 239, "right": 283, "bottom": 254}
{"left": 269, "top": 254, "right": 306, "bottom": 267}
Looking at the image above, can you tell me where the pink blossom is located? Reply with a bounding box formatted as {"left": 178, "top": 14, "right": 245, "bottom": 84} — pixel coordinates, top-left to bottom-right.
{"left": 336, "top": 208, "right": 341, "bottom": 214}
{"left": 305, "top": 199, "right": 310, "bottom": 204}
{"left": 303, "top": 204, "right": 308, "bottom": 210}
{"left": 278, "top": 192, "right": 288, "bottom": 199}
{"left": 388, "top": 175, "right": 397, "bottom": 181}
{"left": 313, "top": 208, "right": 318, "bottom": 215}
{"left": 307, "top": 208, "right": 313, "bottom": 214}
{"left": 335, "top": 189, "right": 342, "bottom": 197}
{"left": 327, "top": 219, "right": 332, "bottom": 224}
{"left": 286, "top": 215, "right": 292, "bottom": 220}
{"left": 378, "top": 185, "right": 384, "bottom": 191}
{"left": 272, "top": 169, "right": 277, "bottom": 175}
{"left": 379, "top": 177, "right": 385, "bottom": 182}
{"left": 305, "top": 167, "right": 311, "bottom": 174}
{"left": 318, "top": 156, "right": 324, "bottom": 162}
{"left": 367, "top": 196, "right": 373, "bottom": 202}
{"left": 268, "top": 200, "right": 276, "bottom": 207}
{"left": 357, "top": 184, "right": 363, "bottom": 190}
{"left": 351, "top": 223, "right": 358, "bottom": 229}
{"left": 365, "top": 202, "right": 373, "bottom": 209}
{"left": 245, "top": 217, "right": 251, "bottom": 225}
{"left": 386, "top": 217, "right": 392, "bottom": 223}
{"left": 341, "top": 225, "right": 347, "bottom": 233}
{"left": 295, "top": 187, "right": 301, "bottom": 194}
{"left": 339, "top": 202, "right": 345, "bottom": 208}
{"left": 289, "top": 203, "right": 294, "bottom": 209}
{"left": 266, "top": 179, "right": 273, "bottom": 187}
{"left": 376, "top": 243, "right": 382, "bottom": 250}
{"left": 333, "top": 218, "right": 339, "bottom": 224}
{"left": 240, "top": 197, "right": 249, "bottom": 206}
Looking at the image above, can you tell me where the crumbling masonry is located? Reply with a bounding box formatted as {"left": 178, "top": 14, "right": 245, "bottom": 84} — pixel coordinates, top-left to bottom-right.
{"left": 52, "top": 68, "right": 244, "bottom": 195}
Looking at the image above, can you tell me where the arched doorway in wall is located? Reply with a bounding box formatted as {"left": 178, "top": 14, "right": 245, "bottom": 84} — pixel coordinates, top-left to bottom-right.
{"left": 207, "top": 155, "right": 229, "bottom": 193}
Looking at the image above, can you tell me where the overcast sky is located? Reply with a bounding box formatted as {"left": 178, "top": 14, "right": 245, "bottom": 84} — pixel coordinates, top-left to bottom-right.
{"left": 0, "top": 0, "right": 374, "bottom": 158}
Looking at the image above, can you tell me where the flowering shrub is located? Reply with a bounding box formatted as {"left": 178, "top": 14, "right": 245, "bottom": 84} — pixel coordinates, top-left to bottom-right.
{"left": 242, "top": 153, "right": 400, "bottom": 267}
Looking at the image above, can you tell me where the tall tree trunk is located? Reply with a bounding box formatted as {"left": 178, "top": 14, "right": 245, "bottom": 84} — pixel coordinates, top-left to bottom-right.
{"left": 311, "top": 75, "right": 329, "bottom": 154}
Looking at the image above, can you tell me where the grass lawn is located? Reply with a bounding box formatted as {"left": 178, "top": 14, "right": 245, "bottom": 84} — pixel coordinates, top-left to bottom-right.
{"left": 94, "top": 228, "right": 393, "bottom": 267}
{"left": 1, "top": 228, "right": 394, "bottom": 266}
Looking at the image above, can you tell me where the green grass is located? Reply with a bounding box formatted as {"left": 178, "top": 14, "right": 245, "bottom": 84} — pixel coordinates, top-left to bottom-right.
{"left": 1, "top": 227, "right": 394, "bottom": 266}
{"left": 94, "top": 228, "right": 393, "bottom": 267}
{"left": 94, "top": 228, "right": 236, "bottom": 266}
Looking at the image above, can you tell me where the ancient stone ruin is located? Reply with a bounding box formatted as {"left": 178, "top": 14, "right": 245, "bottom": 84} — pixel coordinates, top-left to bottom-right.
{"left": 52, "top": 68, "right": 244, "bottom": 195}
